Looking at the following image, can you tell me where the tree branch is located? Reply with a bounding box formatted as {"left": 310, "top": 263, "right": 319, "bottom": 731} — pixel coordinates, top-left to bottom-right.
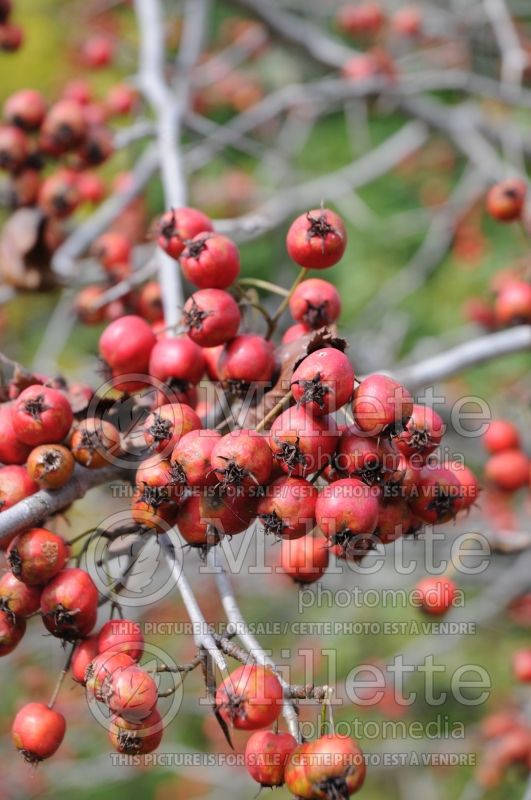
{"left": 393, "top": 325, "right": 531, "bottom": 390}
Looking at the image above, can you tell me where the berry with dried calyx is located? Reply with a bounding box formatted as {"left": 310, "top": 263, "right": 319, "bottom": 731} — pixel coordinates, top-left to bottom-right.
{"left": 279, "top": 534, "right": 329, "bottom": 583}
{"left": 269, "top": 405, "right": 339, "bottom": 478}
{"left": 286, "top": 208, "right": 347, "bottom": 269}
{"left": 109, "top": 708, "right": 163, "bottom": 755}
{"left": 12, "top": 385, "right": 73, "bottom": 446}
{"left": 12, "top": 703, "right": 66, "bottom": 763}
{"left": 40, "top": 568, "right": 99, "bottom": 641}
{"left": 69, "top": 418, "right": 121, "bottom": 468}
{"left": 7, "top": 528, "right": 69, "bottom": 586}
{"left": 245, "top": 730, "right": 297, "bottom": 787}
{"left": 183, "top": 289, "right": 241, "bottom": 347}
{"left": 143, "top": 403, "right": 201, "bottom": 454}
{"left": 157, "top": 207, "right": 213, "bottom": 260}
{"left": 211, "top": 429, "right": 273, "bottom": 491}
{"left": 352, "top": 373, "right": 413, "bottom": 436}
{"left": 216, "top": 664, "right": 283, "bottom": 730}
{"left": 27, "top": 444, "right": 74, "bottom": 489}
{"left": 486, "top": 178, "right": 526, "bottom": 222}
{"left": 291, "top": 348, "right": 354, "bottom": 415}
{"left": 289, "top": 278, "right": 341, "bottom": 329}
{"left": 180, "top": 232, "right": 240, "bottom": 289}
{"left": 258, "top": 476, "right": 318, "bottom": 539}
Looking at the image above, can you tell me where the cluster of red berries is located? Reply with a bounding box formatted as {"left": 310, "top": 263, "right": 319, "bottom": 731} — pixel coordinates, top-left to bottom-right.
{"left": 477, "top": 709, "right": 531, "bottom": 789}
{"left": 482, "top": 418, "right": 530, "bottom": 493}
{"left": 87, "top": 207, "right": 479, "bottom": 583}
{"left": 0, "top": 76, "right": 138, "bottom": 242}
{"left": 218, "top": 665, "right": 365, "bottom": 795}
{"left": 0, "top": 202, "right": 478, "bottom": 792}
{"left": 336, "top": 3, "right": 423, "bottom": 84}
{"left": 0, "top": 0, "right": 22, "bottom": 52}
{"left": 465, "top": 179, "right": 531, "bottom": 328}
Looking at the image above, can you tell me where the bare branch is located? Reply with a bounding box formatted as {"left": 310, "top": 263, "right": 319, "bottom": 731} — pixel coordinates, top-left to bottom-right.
{"left": 394, "top": 325, "right": 531, "bottom": 391}
{"left": 215, "top": 120, "right": 428, "bottom": 239}
{"left": 209, "top": 552, "right": 301, "bottom": 741}
{"left": 52, "top": 144, "right": 158, "bottom": 280}
{"left": 0, "top": 465, "right": 122, "bottom": 548}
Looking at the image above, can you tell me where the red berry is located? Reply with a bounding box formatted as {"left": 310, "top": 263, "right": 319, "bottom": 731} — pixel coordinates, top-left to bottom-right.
{"left": 71, "top": 635, "right": 99, "bottom": 684}
{"left": 69, "top": 418, "right": 121, "bottom": 469}
{"left": 0, "top": 0, "right": 11, "bottom": 24}
{"left": 203, "top": 344, "right": 224, "bottom": 381}
{"left": 218, "top": 334, "right": 276, "bottom": 393}
{"left": 81, "top": 34, "right": 114, "bottom": 68}
{"left": 449, "top": 463, "right": 480, "bottom": 510}
{"left": 0, "top": 124, "right": 28, "bottom": 171}
{"left": 10, "top": 167, "right": 41, "bottom": 207}
{"left": 376, "top": 497, "right": 413, "bottom": 544}
{"left": 85, "top": 650, "right": 135, "bottom": 701}
{"left": 484, "top": 449, "right": 529, "bottom": 491}
{"left": 286, "top": 208, "right": 347, "bottom": 269}
{"left": 0, "top": 23, "right": 23, "bottom": 52}
{"left": 291, "top": 348, "right": 354, "bottom": 415}
{"left": 258, "top": 476, "right": 318, "bottom": 539}
{"left": 483, "top": 419, "right": 520, "bottom": 453}
{"left": 279, "top": 535, "right": 329, "bottom": 583}
{"left": 269, "top": 406, "right": 339, "bottom": 478}
{"left": 39, "top": 169, "right": 81, "bottom": 218}
{"left": 4, "top": 89, "right": 46, "bottom": 130}
{"left": 136, "top": 281, "right": 164, "bottom": 323}
{"left": 40, "top": 568, "right": 99, "bottom": 641}
{"left": 92, "top": 232, "right": 132, "bottom": 272}
{"left": 62, "top": 79, "right": 92, "bottom": 105}
{"left": 170, "top": 428, "right": 221, "bottom": 488}
{"left": 315, "top": 478, "right": 380, "bottom": 548}
{"left": 27, "top": 444, "right": 75, "bottom": 489}
{"left": 131, "top": 488, "right": 179, "bottom": 533}
{"left": 12, "top": 703, "right": 66, "bottom": 763}
{"left": 0, "top": 465, "right": 38, "bottom": 513}
{"left": 183, "top": 289, "right": 241, "bottom": 347}
{"left": 78, "top": 124, "right": 114, "bottom": 167}
{"left": 0, "top": 571, "right": 40, "bottom": 617}
{"left": 40, "top": 100, "right": 87, "bottom": 155}
{"left": 98, "top": 619, "right": 144, "bottom": 661}
{"left": 77, "top": 170, "right": 106, "bottom": 204}
{"left": 0, "top": 403, "right": 32, "bottom": 464}
{"left": 415, "top": 576, "right": 457, "bottom": 616}
{"left": 245, "top": 730, "right": 297, "bottom": 787}
{"left": 143, "top": 403, "right": 201, "bottom": 454}
{"left": 176, "top": 487, "right": 257, "bottom": 547}
{"left": 0, "top": 609, "right": 25, "bottom": 655}
{"left": 486, "top": 178, "right": 526, "bottom": 222}
{"left": 513, "top": 649, "right": 531, "bottom": 683}
{"left": 394, "top": 404, "right": 444, "bottom": 460}
{"left": 286, "top": 734, "right": 366, "bottom": 799}
{"left": 109, "top": 708, "right": 163, "bottom": 755}
{"left": 335, "top": 427, "right": 382, "bottom": 484}
{"left": 107, "top": 665, "right": 158, "bottom": 722}
{"left": 336, "top": 3, "right": 385, "bottom": 38}
{"left": 289, "top": 278, "right": 341, "bottom": 329}
{"left": 7, "top": 528, "right": 69, "bottom": 586}
{"left": 149, "top": 336, "right": 206, "bottom": 386}
{"left": 180, "top": 233, "right": 240, "bottom": 289}
{"left": 409, "top": 466, "right": 464, "bottom": 523}
{"left": 352, "top": 373, "right": 413, "bottom": 435}
{"left": 106, "top": 83, "right": 138, "bottom": 116}
{"left": 99, "top": 315, "right": 156, "bottom": 374}
{"left": 392, "top": 6, "right": 422, "bottom": 37}
{"left": 157, "top": 207, "right": 214, "bottom": 260}
{"left": 216, "top": 665, "right": 283, "bottom": 730}
{"left": 211, "top": 429, "right": 273, "bottom": 490}
{"left": 494, "top": 280, "right": 531, "bottom": 326}
{"left": 282, "top": 323, "right": 311, "bottom": 344}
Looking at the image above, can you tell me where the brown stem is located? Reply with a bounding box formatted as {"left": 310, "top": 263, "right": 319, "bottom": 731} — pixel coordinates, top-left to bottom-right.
{"left": 266, "top": 267, "right": 308, "bottom": 339}
{"left": 255, "top": 389, "right": 294, "bottom": 433}
{"left": 48, "top": 644, "right": 76, "bottom": 709}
